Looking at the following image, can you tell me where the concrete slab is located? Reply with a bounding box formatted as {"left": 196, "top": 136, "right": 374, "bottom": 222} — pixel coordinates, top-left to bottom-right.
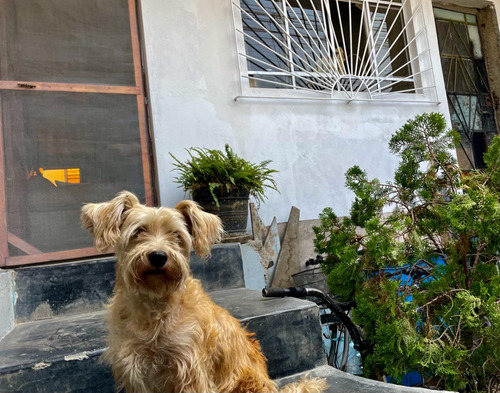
{"left": 210, "top": 288, "right": 326, "bottom": 378}
{"left": 0, "top": 271, "right": 14, "bottom": 340}
{"left": 272, "top": 206, "right": 301, "bottom": 288}
{"left": 0, "top": 288, "right": 326, "bottom": 385}
{"left": 249, "top": 202, "right": 268, "bottom": 242}
{"left": 262, "top": 217, "right": 280, "bottom": 286}
{"left": 12, "top": 258, "right": 115, "bottom": 323}
{"left": 11, "top": 244, "right": 245, "bottom": 323}
{"left": 276, "top": 365, "right": 458, "bottom": 393}
{"left": 209, "top": 287, "right": 314, "bottom": 320}
{"left": 3, "top": 288, "right": 307, "bottom": 373}
{"left": 0, "top": 311, "right": 107, "bottom": 373}
{"left": 190, "top": 243, "right": 245, "bottom": 292}
{"left": 241, "top": 245, "right": 266, "bottom": 290}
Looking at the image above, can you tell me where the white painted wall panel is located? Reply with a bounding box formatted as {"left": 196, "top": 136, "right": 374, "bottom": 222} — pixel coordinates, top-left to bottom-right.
{"left": 140, "top": 0, "right": 452, "bottom": 224}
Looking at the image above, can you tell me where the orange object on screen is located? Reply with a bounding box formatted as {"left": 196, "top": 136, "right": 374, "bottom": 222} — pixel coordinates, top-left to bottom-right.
{"left": 39, "top": 168, "right": 81, "bottom": 187}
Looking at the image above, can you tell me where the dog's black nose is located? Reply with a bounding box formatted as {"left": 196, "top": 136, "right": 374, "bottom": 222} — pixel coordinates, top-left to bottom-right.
{"left": 148, "top": 251, "right": 168, "bottom": 268}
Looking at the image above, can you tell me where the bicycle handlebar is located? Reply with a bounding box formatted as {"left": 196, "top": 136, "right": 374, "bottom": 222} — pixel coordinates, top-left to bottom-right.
{"left": 262, "top": 286, "right": 368, "bottom": 354}
{"left": 262, "top": 287, "right": 355, "bottom": 310}
{"left": 262, "top": 287, "right": 310, "bottom": 298}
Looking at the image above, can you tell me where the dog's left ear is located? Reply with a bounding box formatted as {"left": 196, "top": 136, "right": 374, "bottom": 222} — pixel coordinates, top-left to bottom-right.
{"left": 81, "top": 191, "right": 140, "bottom": 251}
{"left": 175, "top": 200, "right": 223, "bottom": 257}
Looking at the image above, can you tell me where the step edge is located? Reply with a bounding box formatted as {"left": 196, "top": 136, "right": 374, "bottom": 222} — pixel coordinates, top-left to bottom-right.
{"left": 0, "top": 347, "right": 106, "bottom": 376}
{"left": 275, "top": 365, "right": 459, "bottom": 393}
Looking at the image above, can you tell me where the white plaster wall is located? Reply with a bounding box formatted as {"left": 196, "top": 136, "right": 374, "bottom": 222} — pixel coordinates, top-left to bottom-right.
{"left": 140, "top": 0, "right": 450, "bottom": 225}
{"left": 0, "top": 271, "right": 14, "bottom": 339}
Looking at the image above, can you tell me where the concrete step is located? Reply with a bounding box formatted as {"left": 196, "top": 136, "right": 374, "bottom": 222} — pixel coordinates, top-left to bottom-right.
{"left": 11, "top": 243, "right": 245, "bottom": 323}
{"left": 0, "top": 311, "right": 111, "bottom": 393}
{"left": 276, "top": 365, "right": 457, "bottom": 393}
{"left": 209, "top": 288, "right": 326, "bottom": 379}
{"left": 0, "top": 288, "right": 326, "bottom": 392}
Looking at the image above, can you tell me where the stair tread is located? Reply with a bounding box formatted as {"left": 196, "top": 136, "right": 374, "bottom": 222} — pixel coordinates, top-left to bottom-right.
{"left": 276, "top": 365, "right": 457, "bottom": 393}
{"left": 209, "top": 287, "right": 315, "bottom": 320}
{"left": 0, "top": 310, "right": 106, "bottom": 373}
{"left": 0, "top": 288, "right": 317, "bottom": 374}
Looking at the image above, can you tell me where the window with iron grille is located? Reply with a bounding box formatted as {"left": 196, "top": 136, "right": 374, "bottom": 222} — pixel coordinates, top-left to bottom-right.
{"left": 232, "top": 0, "right": 437, "bottom": 102}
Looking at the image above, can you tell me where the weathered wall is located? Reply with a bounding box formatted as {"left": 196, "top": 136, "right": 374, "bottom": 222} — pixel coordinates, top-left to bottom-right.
{"left": 0, "top": 271, "right": 14, "bottom": 339}
{"left": 478, "top": 4, "right": 500, "bottom": 132}
{"left": 139, "top": 0, "right": 450, "bottom": 227}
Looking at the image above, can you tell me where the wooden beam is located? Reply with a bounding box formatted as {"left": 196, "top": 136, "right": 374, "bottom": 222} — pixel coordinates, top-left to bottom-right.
{"left": 129, "top": 0, "right": 154, "bottom": 206}
{"left": 0, "top": 81, "right": 140, "bottom": 95}
{"left": 7, "top": 233, "right": 42, "bottom": 255}
{"left": 5, "top": 248, "right": 110, "bottom": 267}
{"left": 0, "top": 96, "right": 8, "bottom": 266}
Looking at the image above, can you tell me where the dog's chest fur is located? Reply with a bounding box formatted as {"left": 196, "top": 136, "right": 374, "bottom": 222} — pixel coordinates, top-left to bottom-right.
{"left": 106, "top": 278, "right": 221, "bottom": 391}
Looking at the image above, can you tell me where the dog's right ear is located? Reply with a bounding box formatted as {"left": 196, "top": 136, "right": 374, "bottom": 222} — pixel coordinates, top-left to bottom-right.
{"left": 175, "top": 200, "right": 223, "bottom": 258}
{"left": 81, "top": 191, "right": 140, "bottom": 251}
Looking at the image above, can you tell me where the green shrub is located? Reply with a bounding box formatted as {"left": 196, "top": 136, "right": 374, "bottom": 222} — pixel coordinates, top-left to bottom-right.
{"left": 313, "top": 113, "right": 500, "bottom": 392}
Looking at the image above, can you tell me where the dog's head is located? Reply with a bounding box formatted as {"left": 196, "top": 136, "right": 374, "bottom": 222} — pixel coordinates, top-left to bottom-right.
{"left": 81, "top": 191, "right": 223, "bottom": 298}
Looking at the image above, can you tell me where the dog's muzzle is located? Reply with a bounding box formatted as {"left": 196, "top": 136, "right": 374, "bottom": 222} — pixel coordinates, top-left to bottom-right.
{"left": 148, "top": 251, "right": 168, "bottom": 268}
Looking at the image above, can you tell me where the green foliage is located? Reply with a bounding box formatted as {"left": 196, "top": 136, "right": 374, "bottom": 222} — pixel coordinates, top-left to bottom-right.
{"left": 313, "top": 113, "right": 500, "bottom": 392}
{"left": 170, "top": 144, "right": 278, "bottom": 207}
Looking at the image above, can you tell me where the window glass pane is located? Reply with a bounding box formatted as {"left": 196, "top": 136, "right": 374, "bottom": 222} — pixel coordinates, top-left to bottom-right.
{"left": 330, "top": 2, "right": 364, "bottom": 74}
{"left": 249, "top": 74, "right": 293, "bottom": 88}
{"left": 465, "top": 13, "right": 477, "bottom": 25}
{"left": 0, "top": 0, "right": 135, "bottom": 85}
{"left": 287, "top": 2, "right": 328, "bottom": 71}
{"left": 472, "top": 132, "right": 487, "bottom": 168}
{"left": 1, "top": 91, "right": 146, "bottom": 256}
{"left": 433, "top": 8, "right": 466, "bottom": 23}
{"left": 468, "top": 25, "right": 483, "bottom": 60}
{"left": 370, "top": 5, "right": 413, "bottom": 92}
{"left": 435, "top": 19, "right": 469, "bottom": 57}
{"left": 241, "top": 0, "right": 287, "bottom": 73}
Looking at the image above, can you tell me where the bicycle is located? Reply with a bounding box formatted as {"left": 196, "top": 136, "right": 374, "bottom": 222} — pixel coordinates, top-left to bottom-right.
{"left": 262, "top": 261, "right": 436, "bottom": 380}
{"left": 262, "top": 286, "right": 368, "bottom": 373}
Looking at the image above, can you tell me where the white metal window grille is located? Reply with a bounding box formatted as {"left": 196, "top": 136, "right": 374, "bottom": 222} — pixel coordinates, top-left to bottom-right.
{"left": 232, "top": 0, "right": 437, "bottom": 102}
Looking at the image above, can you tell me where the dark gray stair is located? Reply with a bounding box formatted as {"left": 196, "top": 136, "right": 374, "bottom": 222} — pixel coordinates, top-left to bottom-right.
{"left": 210, "top": 288, "right": 326, "bottom": 379}
{"left": 0, "top": 244, "right": 327, "bottom": 392}
{"left": 0, "top": 311, "right": 112, "bottom": 393}
{"left": 276, "top": 366, "right": 457, "bottom": 393}
{"left": 0, "top": 289, "right": 325, "bottom": 392}
{"left": 12, "top": 244, "right": 245, "bottom": 324}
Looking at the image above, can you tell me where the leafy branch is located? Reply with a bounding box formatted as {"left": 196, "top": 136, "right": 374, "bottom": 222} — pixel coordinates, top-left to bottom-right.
{"left": 314, "top": 113, "right": 500, "bottom": 392}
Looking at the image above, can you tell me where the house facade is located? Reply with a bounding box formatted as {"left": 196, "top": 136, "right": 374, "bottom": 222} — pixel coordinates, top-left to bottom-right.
{"left": 0, "top": 0, "right": 498, "bottom": 267}
{"left": 143, "top": 0, "right": 500, "bottom": 226}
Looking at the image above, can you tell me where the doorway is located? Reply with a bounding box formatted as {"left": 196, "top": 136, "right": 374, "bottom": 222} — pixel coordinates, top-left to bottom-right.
{"left": 434, "top": 7, "right": 499, "bottom": 170}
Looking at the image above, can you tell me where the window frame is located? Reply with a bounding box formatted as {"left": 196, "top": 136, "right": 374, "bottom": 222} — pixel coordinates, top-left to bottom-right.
{"left": 232, "top": 0, "right": 437, "bottom": 102}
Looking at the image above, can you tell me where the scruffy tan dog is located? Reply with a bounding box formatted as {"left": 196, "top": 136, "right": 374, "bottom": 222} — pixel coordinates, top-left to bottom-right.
{"left": 81, "top": 191, "right": 327, "bottom": 393}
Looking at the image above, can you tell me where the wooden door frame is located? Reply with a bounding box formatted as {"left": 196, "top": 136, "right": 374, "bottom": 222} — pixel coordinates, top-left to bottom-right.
{"left": 0, "top": 0, "right": 155, "bottom": 267}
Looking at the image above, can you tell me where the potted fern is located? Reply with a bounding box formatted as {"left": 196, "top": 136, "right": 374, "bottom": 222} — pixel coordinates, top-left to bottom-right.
{"left": 170, "top": 144, "right": 278, "bottom": 234}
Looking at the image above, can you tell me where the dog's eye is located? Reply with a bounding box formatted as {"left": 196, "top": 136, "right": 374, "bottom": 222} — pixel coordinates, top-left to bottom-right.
{"left": 133, "top": 227, "right": 145, "bottom": 238}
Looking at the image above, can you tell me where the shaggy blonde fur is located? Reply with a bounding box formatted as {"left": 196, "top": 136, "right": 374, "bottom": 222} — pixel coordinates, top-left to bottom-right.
{"left": 81, "top": 191, "right": 328, "bottom": 393}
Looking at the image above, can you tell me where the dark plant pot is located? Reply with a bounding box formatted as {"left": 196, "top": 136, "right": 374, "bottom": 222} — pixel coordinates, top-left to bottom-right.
{"left": 192, "top": 188, "right": 250, "bottom": 234}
